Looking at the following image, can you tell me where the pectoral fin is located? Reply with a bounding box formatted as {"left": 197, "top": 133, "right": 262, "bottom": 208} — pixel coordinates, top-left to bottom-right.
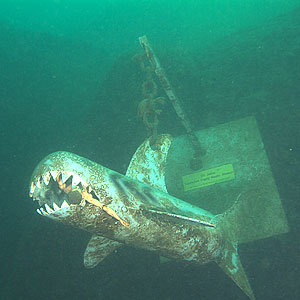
{"left": 84, "top": 235, "right": 122, "bottom": 268}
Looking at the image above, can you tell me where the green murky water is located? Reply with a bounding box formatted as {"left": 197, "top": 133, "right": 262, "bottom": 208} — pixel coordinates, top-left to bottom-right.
{"left": 1, "top": 1, "right": 299, "bottom": 299}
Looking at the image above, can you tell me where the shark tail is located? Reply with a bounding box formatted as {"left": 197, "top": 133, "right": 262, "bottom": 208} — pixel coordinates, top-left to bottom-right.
{"left": 214, "top": 190, "right": 262, "bottom": 300}
{"left": 216, "top": 241, "right": 255, "bottom": 300}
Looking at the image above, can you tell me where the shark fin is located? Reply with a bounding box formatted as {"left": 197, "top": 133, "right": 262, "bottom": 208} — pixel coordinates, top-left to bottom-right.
{"left": 217, "top": 242, "right": 255, "bottom": 300}
{"left": 84, "top": 235, "right": 122, "bottom": 268}
{"left": 214, "top": 190, "right": 263, "bottom": 299}
{"left": 126, "top": 134, "right": 172, "bottom": 192}
{"left": 160, "top": 256, "right": 172, "bottom": 263}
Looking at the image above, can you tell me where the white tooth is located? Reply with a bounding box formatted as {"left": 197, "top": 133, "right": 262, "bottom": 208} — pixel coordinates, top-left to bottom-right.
{"left": 36, "top": 209, "right": 43, "bottom": 215}
{"left": 43, "top": 172, "right": 51, "bottom": 185}
{"left": 62, "top": 171, "right": 71, "bottom": 183}
{"left": 72, "top": 174, "right": 81, "bottom": 187}
{"left": 53, "top": 202, "right": 60, "bottom": 211}
{"left": 41, "top": 207, "right": 48, "bottom": 215}
{"left": 30, "top": 182, "right": 35, "bottom": 194}
{"left": 36, "top": 178, "right": 42, "bottom": 188}
{"left": 50, "top": 170, "right": 59, "bottom": 181}
{"left": 80, "top": 180, "right": 87, "bottom": 189}
{"left": 87, "top": 185, "right": 92, "bottom": 193}
{"left": 61, "top": 200, "right": 70, "bottom": 208}
{"left": 45, "top": 204, "right": 54, "bottom": 214}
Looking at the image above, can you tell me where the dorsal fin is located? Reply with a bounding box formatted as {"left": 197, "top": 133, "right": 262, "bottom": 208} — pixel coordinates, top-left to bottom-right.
{"left": 126, "top": 134, "right": 172, "bottom": 193}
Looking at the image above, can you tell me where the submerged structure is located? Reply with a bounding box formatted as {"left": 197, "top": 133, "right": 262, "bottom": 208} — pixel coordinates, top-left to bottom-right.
{"left": 29, "top": 130, "right": 288, "bottom": 300}
{"left": 28, "top": 37, "right": 288, "bottom": 300}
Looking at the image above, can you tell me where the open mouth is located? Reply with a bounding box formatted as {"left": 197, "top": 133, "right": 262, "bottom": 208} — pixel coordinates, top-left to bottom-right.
{"left": 29, "top": 171, "right": 100, "bottom": 216}
{"left": 29, "top": 169, "right": 130, "bottom": 227}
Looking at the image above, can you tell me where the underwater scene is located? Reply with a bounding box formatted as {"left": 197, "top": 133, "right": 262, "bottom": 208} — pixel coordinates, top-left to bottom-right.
{"left": 1, "top": 1, "right": 300, "bottom": 299}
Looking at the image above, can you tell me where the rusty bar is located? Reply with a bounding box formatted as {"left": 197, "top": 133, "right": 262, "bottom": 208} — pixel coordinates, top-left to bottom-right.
{"left": 139, "top": 35, "right": 202, "bottom": 169}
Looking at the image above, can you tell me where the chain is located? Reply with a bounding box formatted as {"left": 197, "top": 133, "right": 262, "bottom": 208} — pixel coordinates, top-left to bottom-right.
{"left": 133, "top": 53, "right": 166, "bottom": 147}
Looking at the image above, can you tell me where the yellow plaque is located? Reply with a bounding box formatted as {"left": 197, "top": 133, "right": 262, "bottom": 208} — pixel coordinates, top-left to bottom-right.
{"left": 182, "top": 164, "right": 235, "bottom": 191}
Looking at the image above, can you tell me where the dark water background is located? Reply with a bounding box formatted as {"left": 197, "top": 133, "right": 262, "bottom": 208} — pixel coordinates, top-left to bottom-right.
{"left": 1, "top": 1, "right": 300, "bottom": 299}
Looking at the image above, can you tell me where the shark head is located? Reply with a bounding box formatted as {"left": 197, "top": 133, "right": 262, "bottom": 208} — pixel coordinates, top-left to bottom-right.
{"left": 29, "top": 151, "right": 133, "bottom": 235}
{"left": 29, "top": 152, "right": 82, "bottom": 216}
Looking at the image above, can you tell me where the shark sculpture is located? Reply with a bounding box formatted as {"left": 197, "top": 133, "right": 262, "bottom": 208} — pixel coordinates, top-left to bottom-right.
{"left": 29, "top": 134, "right": 256, "bottom": 299}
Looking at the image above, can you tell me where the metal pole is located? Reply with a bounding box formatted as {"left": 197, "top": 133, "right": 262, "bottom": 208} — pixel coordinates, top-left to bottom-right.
{"left": 139, "top": 35, "right": 203, "bottom": 170}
